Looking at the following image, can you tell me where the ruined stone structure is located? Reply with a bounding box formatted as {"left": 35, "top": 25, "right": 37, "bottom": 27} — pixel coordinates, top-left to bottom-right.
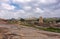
{"left": 39, "top": 16, "right": 44, "bottom": 25}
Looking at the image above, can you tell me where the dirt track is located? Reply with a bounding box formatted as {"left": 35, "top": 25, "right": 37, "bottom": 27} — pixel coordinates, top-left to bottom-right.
{"left": 0, "top": 24, "right": 60, "bottom": 39}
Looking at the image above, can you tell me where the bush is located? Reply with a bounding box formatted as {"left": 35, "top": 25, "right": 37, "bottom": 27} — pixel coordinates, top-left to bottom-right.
{"left": 19, "top": 18, "right": 25, "bottom": 22}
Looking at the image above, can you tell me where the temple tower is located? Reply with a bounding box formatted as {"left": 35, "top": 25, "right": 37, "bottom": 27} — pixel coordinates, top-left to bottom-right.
{"left": 39, "top": 16, "right": 43, "bottom": 24}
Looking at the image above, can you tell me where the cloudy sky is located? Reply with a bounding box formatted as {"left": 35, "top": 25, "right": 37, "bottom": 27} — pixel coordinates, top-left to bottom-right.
{"left": 0, "top": 0, "right": 60, "bottom": 19}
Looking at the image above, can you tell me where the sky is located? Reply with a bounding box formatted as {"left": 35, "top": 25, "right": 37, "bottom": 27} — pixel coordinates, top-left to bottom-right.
{"left": 0, "top": 0, "right": 60, "bottom": 19}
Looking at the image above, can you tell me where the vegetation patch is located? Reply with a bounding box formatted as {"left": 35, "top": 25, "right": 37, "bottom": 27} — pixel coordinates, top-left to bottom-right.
{"left": 22, "top": 23, "right": 60, "bottom": 33}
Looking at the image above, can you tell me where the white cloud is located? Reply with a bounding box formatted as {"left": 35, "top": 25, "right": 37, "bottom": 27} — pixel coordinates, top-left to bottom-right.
{"left": 0, "top": 10, "right": 14, "bottom": 19}
{"left": 35, "top": 8, "right": 44, "bottom": 13}
{"left": 0, "top": 10, "right": 5, "bottom": 18}
{"left": 0, "top": 0, "right": 60, "bottom": 19}
{"left": 0, "top": 0, "right": 9, "bottom": 2}
{"left": 1, "top": 3, "right": 15, "bottom": 10}
{"left": 23, "top": 6, "right": 32, "bottom": 10}
{"left": 15, "top": 10, "right": 25, "bottom": 14}
{"left": 19, "top": 10, "right": 25, "bottom": 13}
{"left": 38, "top": 0, "right": 57, "bottom": 4}
{"left": 13, "top": 0, "right": 32, "bottom": 3}
{"left": 13, "top": 10, "right": 26, "bottom": 18}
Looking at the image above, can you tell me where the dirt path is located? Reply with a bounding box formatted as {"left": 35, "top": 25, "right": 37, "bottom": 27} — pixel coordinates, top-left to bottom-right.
{"left": 0, "top": 24, "right": 60, "bottom": 39}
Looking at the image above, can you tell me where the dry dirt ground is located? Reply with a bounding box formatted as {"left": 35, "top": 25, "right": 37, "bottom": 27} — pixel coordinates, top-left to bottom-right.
{"left": 0, "top": 24, "right": 60, "bottom": 39}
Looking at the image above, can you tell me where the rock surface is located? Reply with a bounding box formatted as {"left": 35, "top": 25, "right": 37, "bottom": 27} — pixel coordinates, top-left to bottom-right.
{"left": 0, "top": 24, "right": 60, "bottom": 39}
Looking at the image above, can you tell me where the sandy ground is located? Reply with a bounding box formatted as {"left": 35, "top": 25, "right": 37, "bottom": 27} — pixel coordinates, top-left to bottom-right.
{"left": 0, "top": 24, "right": 60, "bottom": 39}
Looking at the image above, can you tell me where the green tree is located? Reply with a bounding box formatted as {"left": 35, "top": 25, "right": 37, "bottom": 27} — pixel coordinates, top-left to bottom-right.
{"left": 43, "top": 18, "right": 56, "bottom": 23}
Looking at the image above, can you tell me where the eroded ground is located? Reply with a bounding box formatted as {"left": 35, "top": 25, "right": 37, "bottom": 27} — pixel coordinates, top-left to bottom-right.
{"left": 0, "top": 24, "right": 60, "bottom": 39}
